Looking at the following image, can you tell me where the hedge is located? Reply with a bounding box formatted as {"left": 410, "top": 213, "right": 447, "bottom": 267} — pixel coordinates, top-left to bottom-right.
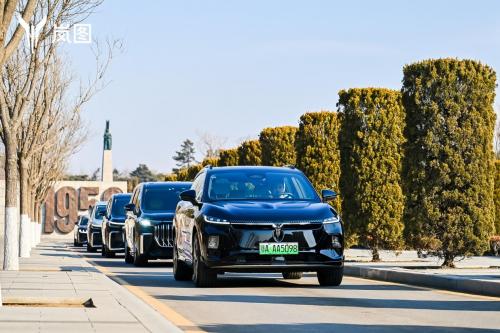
{"left": 238, "top": 140, "right": 262, "bottom": 166}
{"left": 260, "top": 126, "right": 297, "bottom": 166}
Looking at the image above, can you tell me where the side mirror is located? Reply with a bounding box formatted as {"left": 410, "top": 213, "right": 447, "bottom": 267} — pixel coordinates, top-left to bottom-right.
{"left": 321, "top": 189, "right": 337, "bottom": 202}
{"left": 124, "top": 203, "right": 135, "bottom": 212}
{"left": 180, "top": 189, "right": 198, "bottom": 205}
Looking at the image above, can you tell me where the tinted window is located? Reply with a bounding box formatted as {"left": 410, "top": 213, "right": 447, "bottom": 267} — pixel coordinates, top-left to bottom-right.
{"left": 206, "top": 170, "right": 319, "bottom": 201}
{"left": 94, "top": 205, "right": 107, "bottom": 220}
{"left": 79, "top": 216, "right": 89, "bottom": 226}
{"left": 142, "top": 186, "right": 190, "bottom": 211}
{"left": 111, "top": 196, "right": 130, "bottom": 217}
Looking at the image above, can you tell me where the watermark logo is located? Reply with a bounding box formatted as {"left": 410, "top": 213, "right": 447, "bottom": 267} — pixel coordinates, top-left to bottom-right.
{"left": 15, "top": 13, "right": 46, "bottom": 52}
{"left": 16, "top": 13, "right": 92, "bottom": 52}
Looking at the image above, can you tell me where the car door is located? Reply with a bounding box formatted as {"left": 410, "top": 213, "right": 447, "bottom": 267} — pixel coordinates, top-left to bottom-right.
{"left": 178, "top": 172, "right": 205, "bottom": 263}
{"left": 126, "top": 186, "right": 140, "bottom": 249}
{"left": 103, "top": 199, "right": 112, "bottom": 247}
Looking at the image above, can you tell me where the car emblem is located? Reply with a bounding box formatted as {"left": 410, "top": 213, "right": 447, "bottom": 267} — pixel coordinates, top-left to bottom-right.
{"left": 272, "top": 223, "right": 284, "bottom": 242}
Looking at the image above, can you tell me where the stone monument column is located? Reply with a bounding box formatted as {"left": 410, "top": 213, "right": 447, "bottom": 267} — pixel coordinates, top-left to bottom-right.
{"left": 102, "top": 120, "right": 113, "bottom": 182}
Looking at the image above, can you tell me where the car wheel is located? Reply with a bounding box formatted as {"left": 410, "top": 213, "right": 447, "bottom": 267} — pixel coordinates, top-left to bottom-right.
{"left": 87, "top": 242, "right": 96, "bottom": 253}
{"left": 317, "top": 267, "right": 343, "bottom": 286}
{"left": 282, "top": 272, "right": 303, "bottom": 280}
{"left": 105, "top": 245, "right": 116, "bottom": 258}
{"left": 74, "top": 239, "right": 79, "bottom": 247}
{"left": 133, "top": 233, "right": 148, "bottom": 267}
{"left": 173, "top": 240, "right": 192, "bottom": 281}
{"left": 124, "top": 235, "right": 134, "bottom": 264}
{"left": 192, "top": 235, "right": 216, "bottom": 287}
{"left": 101, "top": 245, "right": 106, "bottom": 257}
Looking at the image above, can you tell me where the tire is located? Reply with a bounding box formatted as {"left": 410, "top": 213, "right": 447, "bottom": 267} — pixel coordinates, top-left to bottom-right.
{"left": 133, "top": 233, "right": 148, "bottom": 267}
{"left": 192, "top": 235, "right": 216, "bottom": 287}
{"left": 317, "top": 267, "right": 343, "bottom": 286}
{"left": 87, "top": 242, "right": 96, "bottom": 253}
{"left": 101, "top": 245, "right": 106, "bottom": 257}
{"left": 282, "top": 271, "right": 303, "bottom": 280}
{"left": 173, "top": 240, "right": 192, "bottom": 281}
{"left": 103, "top": 244, "right": 115, "bottom": 258}
{"left": 124, "top": 235, "right": 133, "bottom": 264}
{"left": 74, "top": 239, "right": 79, "bottom": 247}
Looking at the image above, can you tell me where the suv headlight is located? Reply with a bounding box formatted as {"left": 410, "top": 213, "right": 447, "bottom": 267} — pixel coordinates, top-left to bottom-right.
{"left": 139, "top": 219, "right": 151, "bottom": 226}
{"left": 203, "top": 215, "right": 230, "bottom": 225}
{"left": 323, "top": 216, "right": 340, "bottom": 224}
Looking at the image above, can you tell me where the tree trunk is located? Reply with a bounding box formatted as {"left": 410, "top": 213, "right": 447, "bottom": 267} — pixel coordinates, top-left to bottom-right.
{"left": 30, "top": 192, "right": 36, "bottom": 248}
{"left": 35, "top": 202, "right": 41, "bottom": 245}
{"left": 442, "top": 252, "right": 455, "bottom": 268}
{"left": 371, "top": 247, "right": 381, "bottom": 262}
{"left": 3, "top": 141, "right": 19, "bottom": 270}
{"left": 19, "top": 162, "right": 31, "bottom": 258}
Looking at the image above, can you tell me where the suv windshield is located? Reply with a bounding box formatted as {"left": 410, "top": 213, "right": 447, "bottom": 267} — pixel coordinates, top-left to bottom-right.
{"left": 111, "top": 196, "right": 130, "bottom": 217}
{"left": 94, "top": 205, "right": 106, "bottom": 220}
{"left": 143, "top": 186, "right": 190, "bottom": 211}
{"left": 79, "top": 216, "right": 88, "bottom": 226}
{"left": 206, "top": 170, "right": 319, "bottom": 201}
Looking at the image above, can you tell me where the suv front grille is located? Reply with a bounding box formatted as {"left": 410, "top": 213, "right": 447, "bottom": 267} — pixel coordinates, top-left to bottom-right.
{"left": 154, "top": 223, "right": 174, "bottom": 247}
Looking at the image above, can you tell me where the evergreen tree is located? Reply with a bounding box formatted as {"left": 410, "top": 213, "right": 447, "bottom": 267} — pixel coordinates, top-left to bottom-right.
{"left": 295, "top": 111, "right": 341, "bottom": 212}
{"left": 402, "top": 59, "right": 496, "bottom": 267}
{"left": 495, "top": 160, "right": 500, "bottom": 235}
{"left": 238, "top": 140, "right": 262, "bottom": 165}
{"left": 218, "top": 148, "right": 239, "bottom": 166}
{"left": 173, "top": 139, "right": 196, "bottom": 168}
{"left": 260, "top": 126, "right": 297, "bottom": 166}
{"left": 338, "top": 89, "right": 405, "bottom": 260}
{"left": 130, "top": 164, "right": 157, "bottom": 183}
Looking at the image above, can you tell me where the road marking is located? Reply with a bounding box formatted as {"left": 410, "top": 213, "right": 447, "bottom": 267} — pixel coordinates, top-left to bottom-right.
{"left": 74, "top": 250, "right": 206, "bottom": 333}
{"left": 346, "top": 275, "right": 500, "bottom": 301}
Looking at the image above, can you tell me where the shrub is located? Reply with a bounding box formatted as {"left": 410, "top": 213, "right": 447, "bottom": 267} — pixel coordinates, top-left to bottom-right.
{"left": 260, "top": 126, "right": 297, "bottom": 166}
{"left": 238, "top": 140, "right": 262, "bottom": 165}
{"left": 218, "top": 148, "right": 239, "bottom": 166}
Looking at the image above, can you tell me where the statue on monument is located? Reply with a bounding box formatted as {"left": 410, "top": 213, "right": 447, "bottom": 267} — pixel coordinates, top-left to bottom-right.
{"left": 104, "top": 120, "right": 112, "bottom": 150}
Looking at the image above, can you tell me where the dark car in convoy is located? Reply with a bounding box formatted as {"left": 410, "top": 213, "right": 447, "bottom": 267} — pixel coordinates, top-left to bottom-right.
{"left": 73, "top": 215, "right": 89, "bottom": 246}
{"left": 173, "top": 166, "right": 344, "bottom": 287}
{"left": 124, "top": 182, "right": 192, "bottom": 266}
{"left": 86, "top": 202, "right": 107, "bottom": 253}
{"left": 101, "top": 193, "right": 132, "bottom": 258}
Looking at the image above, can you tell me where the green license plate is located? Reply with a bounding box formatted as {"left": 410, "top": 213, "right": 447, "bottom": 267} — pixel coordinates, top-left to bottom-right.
{"left": 259, "top": 242, "right": 299, "bottom": 255}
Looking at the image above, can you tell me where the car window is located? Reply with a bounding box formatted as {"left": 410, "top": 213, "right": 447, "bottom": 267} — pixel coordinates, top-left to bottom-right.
{"left": 111, "top": 196, "right": 131, "bottom": 218}
{"left": 93, "top": 205, "right": 107, "bottom": 220}
{"left": 142, "top": 186, "right": 190, "bottom": 212}
{"left": 206, "top": 170, "right": 319, "bottom": 201}
{"left": 79, "top": 216, "right": 88, "bottom": 226}
{"left": 193, "top": 174, "right": 205, "bottom": 202}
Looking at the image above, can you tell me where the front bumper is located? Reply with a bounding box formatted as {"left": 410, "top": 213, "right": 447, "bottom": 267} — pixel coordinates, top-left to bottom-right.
{"left": 138, "top": 222, "right": 174, "bottom": 259}
{"left": 88, "top": 227, "right": 102, "bottom": 248}
{"left": 76, "top": 229, "right": 87, "bottom": 243}
{"left": 105, "top": 223, "right": 125, "bottom": 252}
{"left": 200, "top": 221, "right": 344, "bottom": 272}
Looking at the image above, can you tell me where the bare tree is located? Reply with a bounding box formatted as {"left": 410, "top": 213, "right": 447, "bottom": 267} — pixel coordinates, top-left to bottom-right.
{"left": 196, "top": 130, "right": 227, "bottom": 159}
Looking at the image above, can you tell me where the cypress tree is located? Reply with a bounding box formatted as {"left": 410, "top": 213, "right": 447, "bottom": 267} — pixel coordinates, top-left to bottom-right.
{"left": 260, "top": 126, "right": 297, "bottom": 166}
{"left": 295, "top": 111, "right": 341, "bottom": 211}
{"left": 402, "top": 59, "right": 496, "bottom": 267}
{"left": 338, "top": 88, "right": 405, "bottom": 260}
{"left": 218, "top": 148, "right": 239, "bottom": 166}
{"left": 495, "top": 160, "right": 500, "bottom": 235}
{"left": 238, "top": 140, "right": 262, "bottom": 166}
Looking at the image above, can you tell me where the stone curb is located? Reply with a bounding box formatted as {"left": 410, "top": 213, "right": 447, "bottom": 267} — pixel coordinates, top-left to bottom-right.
{"left": 344, "top": 265, "right": 500, "bottom": 298}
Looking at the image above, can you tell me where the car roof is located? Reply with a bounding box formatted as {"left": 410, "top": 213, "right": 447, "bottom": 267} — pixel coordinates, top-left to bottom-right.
{"left": 206, "top": 165, "right": 301, "bottom": 174}
{"left": 141, "top": 181, "right": 192, "bottom": 188}
{"left": 95, "top": 201, "right": 107, "bottom": 207}
{"left": 111, "top": 193, "right": 132, "bottom": 199}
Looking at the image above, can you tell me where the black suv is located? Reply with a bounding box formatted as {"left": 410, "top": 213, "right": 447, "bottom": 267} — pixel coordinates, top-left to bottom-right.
{"left": 74, "top": 215, "right": 89, "bottom": 246}
{"left": 101, "top": 193, "right": 132, "bottom": 258}
{"left": 124, "top": 182, "right": 192, "bottom": 266}
{"left": 173, "top": 166, "right": 344, "bottom": 287}
{"left": 87, "top": 202, "right": 107, "bottom": 253}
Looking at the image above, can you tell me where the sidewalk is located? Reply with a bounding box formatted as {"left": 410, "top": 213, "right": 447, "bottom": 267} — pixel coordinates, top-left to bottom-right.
{"left": 0, "top": 241, "right": 182, "bottom": 333}
{"left": 345, "top": 249, "right": 500, "bottom": 297}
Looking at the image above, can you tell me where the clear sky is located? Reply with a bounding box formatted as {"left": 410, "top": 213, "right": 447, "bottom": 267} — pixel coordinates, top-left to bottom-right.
{"left": 66, "top": 0, "right": 500, "bottom": 175}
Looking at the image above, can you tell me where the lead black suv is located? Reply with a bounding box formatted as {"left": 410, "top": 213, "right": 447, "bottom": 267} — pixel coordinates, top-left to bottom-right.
{"left": 74, "top": 215, "right": 89, "bottom": 246}
{"left": 173, "top": 166, "right": 344, "bottom": 287}
{"left": 101, "top": 193, "right": 132, "bottom": 258}
{"left": 124, "top": 182, "right": 192, "bottom": 266}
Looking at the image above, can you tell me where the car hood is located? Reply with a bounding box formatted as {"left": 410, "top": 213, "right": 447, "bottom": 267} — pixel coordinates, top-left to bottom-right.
{"left": 141, "top": 211, "right": 175, "bottom": 221}
{"left": 91, "top": 219, "right": 102, "bottom": 226}
{"left": 109, "top": 217, "right": 126, "bottom": 223}
{"left": 203, "top": 200, "right": 335, "bottom": 222}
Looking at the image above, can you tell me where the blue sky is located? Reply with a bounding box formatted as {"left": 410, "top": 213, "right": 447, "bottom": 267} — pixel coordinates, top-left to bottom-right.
{"left": 67, "top": 0, "right": 500, "bottom": 174}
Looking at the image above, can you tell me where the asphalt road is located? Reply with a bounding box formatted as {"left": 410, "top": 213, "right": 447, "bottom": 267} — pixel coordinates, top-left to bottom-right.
{"left": 74, "top": 247, "right": 500, "bottom": 333}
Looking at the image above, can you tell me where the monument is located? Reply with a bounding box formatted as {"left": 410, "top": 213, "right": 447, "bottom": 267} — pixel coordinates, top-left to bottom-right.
{"left": 102, "top": 120, "right": 113, "bottom": 182}
{"left": 42, "top": 120, "right": 127, "bottom": 237}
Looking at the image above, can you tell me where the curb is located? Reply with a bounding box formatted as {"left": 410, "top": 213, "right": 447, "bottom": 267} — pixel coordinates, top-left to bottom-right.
{"left": 344, "top": 265, "right": 500, "bottom": 298}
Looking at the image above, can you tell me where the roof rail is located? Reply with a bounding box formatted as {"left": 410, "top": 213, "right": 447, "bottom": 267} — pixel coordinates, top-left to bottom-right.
{"left": 283, "top": 164, "right": 296, "bottom": 169}
{"left": 204, "top": 164, "right": 213, "bottom": 169}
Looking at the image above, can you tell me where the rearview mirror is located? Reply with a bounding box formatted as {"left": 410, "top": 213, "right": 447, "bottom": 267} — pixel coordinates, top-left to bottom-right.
{"left": 180, "top": 189, "right": 198, "bottom": 205}
{"left": 321, "top": 189, "right": 337, "bottom": 202}
{"left": 124, "top": 203, "right": 135, "bottom": 212}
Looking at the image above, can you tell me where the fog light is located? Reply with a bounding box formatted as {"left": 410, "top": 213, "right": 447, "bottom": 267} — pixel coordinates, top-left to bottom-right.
{"left": 208, "top": 235, "right": 219, "bottom": 249}
{"left": 331, "top": 236, "right": 342, "bottom": 249}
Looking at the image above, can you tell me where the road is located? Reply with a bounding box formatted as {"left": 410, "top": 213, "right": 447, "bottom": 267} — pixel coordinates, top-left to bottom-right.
{"left": 73, "top": 247, "right": 500, "bottom": 333}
